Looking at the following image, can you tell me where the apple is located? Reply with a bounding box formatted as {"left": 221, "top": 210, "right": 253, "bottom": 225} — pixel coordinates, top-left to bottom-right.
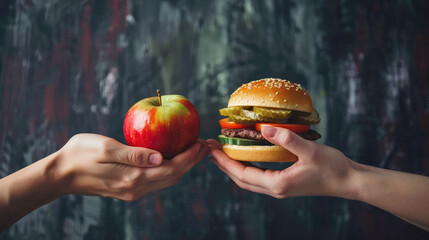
{"left": 123, "top": 91, "right": 200, "bottom": 158}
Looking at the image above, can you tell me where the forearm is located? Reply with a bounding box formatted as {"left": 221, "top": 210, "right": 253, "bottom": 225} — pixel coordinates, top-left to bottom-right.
{"left": 351, "top": 162, "right": 429, "bottom": 230}
{"left": 0, "top": 151, "right": 63, "bottom": 231}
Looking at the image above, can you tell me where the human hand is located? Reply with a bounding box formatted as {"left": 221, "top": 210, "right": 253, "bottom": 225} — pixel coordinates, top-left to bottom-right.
{"left": 56, "top": 134, "right": 208, "bottom": 201}
{"left": 208, "top": 126, "right": 360, "bottom": 199}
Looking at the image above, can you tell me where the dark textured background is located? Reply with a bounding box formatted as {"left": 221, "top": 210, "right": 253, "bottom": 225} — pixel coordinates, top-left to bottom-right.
{"left": 1, "top": 0, "right": 429, "bottom": 239}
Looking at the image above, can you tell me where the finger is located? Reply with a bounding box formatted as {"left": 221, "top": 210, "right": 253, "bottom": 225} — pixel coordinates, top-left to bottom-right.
{"left": 207, "top": 139, "right": 222, "bottom": 150}
{"left": 113, "top": 177, "right": 175, "bottom": 201}
{"left": 111, "top": 143, "right": 209, "bottom": 201}
{"left": 210, "top": 158, "right": 285, "bottom": 198}
{"left": 121, "top": 176, "right": 178, "bottom": 201}
{"left": 116, "top": 144, "right": 163, "bottom": 167}
{"left": 197, "top": 138, "right": 208, "bottom": 146}
{"left": 170, "top": 142, "right": 203, "bottom": 170}
{"left": 190, "top": 141, "right": 209, "bottom": 168}
{"left": 197, "top": 142, "right": 210, "bottom": 160}
{"left": 262, "top": 126, "right": 313, "bottom": 158}
{"left": 134, "top": 143, "right": 203, "bottom": 184}
{"left": 197, "top": 139, "right": 210, "bottom": 157}
{"left": 131, "top": 143, "right": 208, "bottom": 192}
{"left": 209, "top": 148, "right": 275, "bottom": 189}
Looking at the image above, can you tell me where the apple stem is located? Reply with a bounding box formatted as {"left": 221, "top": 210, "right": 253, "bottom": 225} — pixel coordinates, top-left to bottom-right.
{"left": 157, "top": 89, "right": 162, "bottom": 106}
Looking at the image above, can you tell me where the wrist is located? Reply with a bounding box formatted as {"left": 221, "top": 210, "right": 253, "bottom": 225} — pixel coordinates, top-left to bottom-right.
{"left": 342, "top": 160, "right": 369, "bottom": 201}
{"left": 0, "top": 149, "right": 66, "bottom": 229}
{"left": 43, "top": 148, "right": 70, "bottom": 197}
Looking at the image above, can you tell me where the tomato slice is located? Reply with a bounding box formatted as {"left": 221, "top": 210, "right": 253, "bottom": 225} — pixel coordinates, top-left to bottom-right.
{"left": 255, "top": 123, "right": 310, "bottom": 133}
{"left": 219, "top": 118, "right": 253, "bottom": 129}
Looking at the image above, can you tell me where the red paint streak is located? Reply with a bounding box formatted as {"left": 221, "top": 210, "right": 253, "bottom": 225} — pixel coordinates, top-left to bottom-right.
{"left": 1, "top": 30, "right": 73, "bottom": 153}
{"left": 43, "top": 32, "right": 72, "bottom": 124}
{"left": 139, "top": 197, "right": 147, "bottom": 218}
{"left": 44, "top": 83, "right": 56, "bottom": 122}
{"left": 56, "top": 128, "right": 69, "bottom": 149}
{"left": 0, "top": 55, "right": 26, "bottom": 143}
{"left": 354, "top": 7, "right": 368, "bottom": 71}
{"left": 416, "top": 32, "right": 429, "bottom": 174}
{"left": 154, "top": 191, "right": 164, "bottom": 217}
{"left": 192, "top": 201, "right": 206, "bottom": 222}
{"left": 353, "top": 47, "right": 361, "bottom": 72}
{"left": 416, "top": 35, "right": 428, "bottom": 83}
{"left": 373, "top": 1, "right": 381, "bottom": 11}
{"left": 40, "top": 31, "right": 74, "bottom": 148}
{"left": 109, "top": 0, "right": 128, "bottom": 59}
{"left": 375, "top": 21, "right": 384, "bottom": 48}
{"left": 373, "top": 0, "right": 384, "bottom": 48}
{"left": 232, "top": 182, "right": 240, "bottom": 197}
{"left": 81, "top": 3, "right": 93, "bottom": 103}
{"left": 24, "top": 0, "right": 33, "bottom": 7}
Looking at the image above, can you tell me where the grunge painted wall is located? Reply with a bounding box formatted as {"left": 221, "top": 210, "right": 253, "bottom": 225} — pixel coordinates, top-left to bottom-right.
{"left": 1, "top": 0, "right": 429, "bottom": 239}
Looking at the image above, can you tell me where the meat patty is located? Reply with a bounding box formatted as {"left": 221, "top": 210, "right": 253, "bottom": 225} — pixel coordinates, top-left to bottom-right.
{"left": 221, "top": 128, "right": 321, "bottom": 141}
{"left": 298, "top": 129, "right": 322, "bottom": 141}
{"left": 221, "top": 128, "right": 265, "bottom": 140}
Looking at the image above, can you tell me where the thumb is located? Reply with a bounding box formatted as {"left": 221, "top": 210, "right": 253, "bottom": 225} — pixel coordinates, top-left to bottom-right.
{"left": 117, "top": 145, "right": 163, "bottom": 167}
{"left": 261, "top": 126, "right": 312, "bottom": 157}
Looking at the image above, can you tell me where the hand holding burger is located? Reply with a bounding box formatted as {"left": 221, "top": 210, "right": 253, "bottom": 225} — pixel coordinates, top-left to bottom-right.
{"left": 209, "top": 126, "right": 357, "bottom": 199}
{"left": 209, "top": 78, "right": 429, "bottom": 231}
{"left": 209, "top": 125, "right": 429, "bottom": 231}
{"left": 217, "top": 78, "right": 321, "bottom": 162}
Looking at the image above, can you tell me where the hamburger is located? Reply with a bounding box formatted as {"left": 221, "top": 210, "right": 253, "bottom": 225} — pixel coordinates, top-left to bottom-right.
{"left": 218, "top": 78, "right": 321, "bottom": 162}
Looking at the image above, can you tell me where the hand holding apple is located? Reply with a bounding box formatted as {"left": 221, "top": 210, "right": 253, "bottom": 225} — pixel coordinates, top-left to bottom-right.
{"left": 0, "top": 132, "right": 209, "bottom": 231}
{"left": 123, "top": 91, "right": 200, "bottom": 158}
{"left": 0, "top": 92, "right": 203, "bottom": 230}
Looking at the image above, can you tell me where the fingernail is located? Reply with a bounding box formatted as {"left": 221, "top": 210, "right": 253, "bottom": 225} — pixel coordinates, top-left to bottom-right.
{"left": 149, "top": 154, "right": 162, "bottom": 165}
{"left": 262, "top": 125, "right": 277, "bottom": 138}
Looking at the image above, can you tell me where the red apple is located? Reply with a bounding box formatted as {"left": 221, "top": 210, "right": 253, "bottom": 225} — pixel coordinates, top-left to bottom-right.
{"left": 123, "top": 93, "right": 200, "bottom": 158}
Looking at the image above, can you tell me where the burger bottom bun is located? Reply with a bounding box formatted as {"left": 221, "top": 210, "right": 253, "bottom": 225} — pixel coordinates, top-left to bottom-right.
{"left": 222, "top": 144, "right": 297, "bottom": 162}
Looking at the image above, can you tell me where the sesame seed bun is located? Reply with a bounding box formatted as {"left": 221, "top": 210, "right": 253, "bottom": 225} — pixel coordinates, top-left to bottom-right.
{"left": 228, "top": 78, "right": 313, "bottom": 113}
{"left": 222, "top": 144, "right": 297, "bottom": 162}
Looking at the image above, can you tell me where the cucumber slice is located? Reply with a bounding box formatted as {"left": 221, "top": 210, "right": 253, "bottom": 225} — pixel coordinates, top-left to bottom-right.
{"left": 218, "top": 135, "right": 273, "bottom": 146}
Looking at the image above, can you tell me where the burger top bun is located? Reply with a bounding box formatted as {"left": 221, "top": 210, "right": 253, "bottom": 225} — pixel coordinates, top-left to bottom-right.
{"left": 228, "top": 78, "right": 313, "bottom": 113}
